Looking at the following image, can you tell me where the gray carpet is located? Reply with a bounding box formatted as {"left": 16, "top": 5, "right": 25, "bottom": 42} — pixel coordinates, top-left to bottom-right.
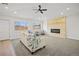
{"left": 11, "top": 36, "right": 79, "bottom": 56}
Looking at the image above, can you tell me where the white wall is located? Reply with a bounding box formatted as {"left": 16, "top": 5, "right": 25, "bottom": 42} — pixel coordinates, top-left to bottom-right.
{"left": 0, "top": 20, "right": 10, "bottom": 40}
{"left": 66, "top": 14, "right": 79, "bottom": 40}
{"left": 1, "top": 14, "right": 79, "bottom": 40}
{"left": 0, "top": 16, "right": 31, "bottom": 40}
{"left": 42, "top": 20, "right": 48, "bottom": 33}
{"left": 0, "top": 16, "right": 45, "bottom": 40}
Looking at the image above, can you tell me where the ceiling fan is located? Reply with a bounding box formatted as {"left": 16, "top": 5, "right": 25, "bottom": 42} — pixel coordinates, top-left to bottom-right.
{"left": 33, "top": 5, "right": 47, "bottom": 14}
{"left": 1, "top": 3, "right": 8, "bottom": 5}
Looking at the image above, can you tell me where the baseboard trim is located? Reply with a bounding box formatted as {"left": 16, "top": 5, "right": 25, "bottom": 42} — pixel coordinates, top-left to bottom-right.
{"left": 0, "top": 39, "right": 11, "bottom": 41}
{"left": 67, "top": 38, "right": 79, "bottom": 40}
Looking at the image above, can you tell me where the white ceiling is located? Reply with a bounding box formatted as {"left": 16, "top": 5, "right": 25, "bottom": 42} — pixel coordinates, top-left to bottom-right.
{"left": 0, "top": 3, "right": 79, "bottom": 20}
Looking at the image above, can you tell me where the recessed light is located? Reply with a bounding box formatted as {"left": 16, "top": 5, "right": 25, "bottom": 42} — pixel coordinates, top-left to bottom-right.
{"left": 14, "top": 11, "right": 17, "bottom": 14}
{"left": 60, "top": 12, "right": 63, "bottom": 15}
{"left": 66, "top": 8, "right": 70, "bottom": 11}
{"left": 5, "top": 6, "right": 8, "bottom": 9}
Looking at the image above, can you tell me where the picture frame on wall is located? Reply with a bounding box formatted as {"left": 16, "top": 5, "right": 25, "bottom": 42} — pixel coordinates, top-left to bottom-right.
{"left": 15, "top": 21, "right": 28, "bottom": 30}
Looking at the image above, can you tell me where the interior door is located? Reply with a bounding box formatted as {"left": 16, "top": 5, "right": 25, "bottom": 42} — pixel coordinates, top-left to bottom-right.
{"left": 0, "top": 20, "right": 10, "bottom": 40}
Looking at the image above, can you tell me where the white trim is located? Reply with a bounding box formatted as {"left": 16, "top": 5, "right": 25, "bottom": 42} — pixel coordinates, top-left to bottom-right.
{"left": 0, "top": 19, "right": 10, "bottom": 40}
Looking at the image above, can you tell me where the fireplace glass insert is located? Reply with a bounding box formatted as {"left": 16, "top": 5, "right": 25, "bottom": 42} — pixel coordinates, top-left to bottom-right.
{"left": 51, "top": 29, "right": 60, "bottom": 33}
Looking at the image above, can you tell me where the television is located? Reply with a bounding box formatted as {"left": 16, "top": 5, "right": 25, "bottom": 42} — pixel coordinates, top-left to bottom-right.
{"left": 51, "top": 29, "right": 60, "bottom": 33}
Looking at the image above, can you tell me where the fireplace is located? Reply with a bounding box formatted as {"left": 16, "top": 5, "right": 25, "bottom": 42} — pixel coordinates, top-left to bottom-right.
{"left": 51, "top": 29, "right": 60, "bottom": 33}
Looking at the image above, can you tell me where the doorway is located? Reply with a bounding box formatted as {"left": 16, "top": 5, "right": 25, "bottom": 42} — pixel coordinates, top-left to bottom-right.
{"left": 0, "top": 20, "right": 10, "bottom": 40}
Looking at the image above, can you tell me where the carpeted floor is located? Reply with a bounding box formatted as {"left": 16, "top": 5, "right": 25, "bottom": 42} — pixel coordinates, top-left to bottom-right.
{"left": 11, "top": 36, "right": 79, "bottom": 56}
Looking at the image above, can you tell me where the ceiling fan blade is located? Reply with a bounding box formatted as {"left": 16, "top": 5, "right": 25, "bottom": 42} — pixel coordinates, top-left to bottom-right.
{"left": 42, "top": 9, "right": 47, "bottom": 11}
{"left": 40, "top": 11, "right": 43, "bottom": 14}
{"left": 2, "top": 3, "right": 8, "bottom": 5}
{"left": 38, "top": 5, "right": 41, "bottom": 9}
